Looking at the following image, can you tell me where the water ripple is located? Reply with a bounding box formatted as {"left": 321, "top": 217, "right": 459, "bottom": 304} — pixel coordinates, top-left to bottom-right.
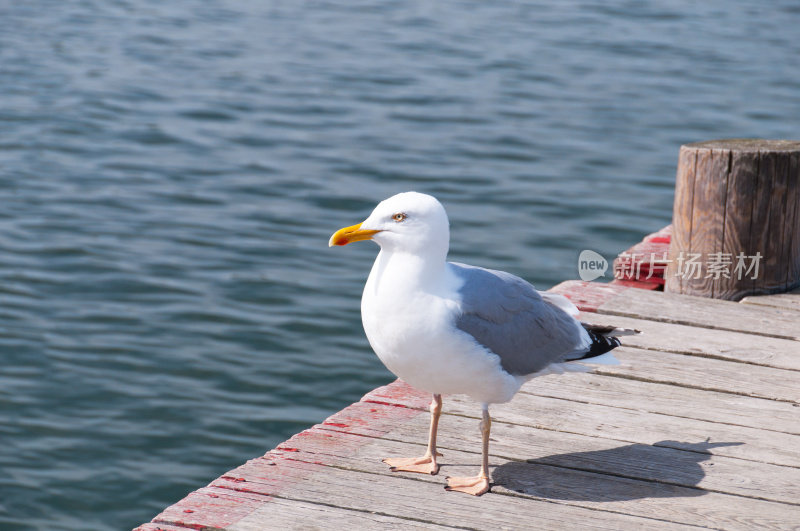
{"left": 1, "top": 0, "right": 799, "bottom": 529}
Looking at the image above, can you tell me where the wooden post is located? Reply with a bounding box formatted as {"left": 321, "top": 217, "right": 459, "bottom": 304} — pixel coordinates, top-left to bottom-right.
{"left": 665, "top": 139, "right": 800, "bottom": 300}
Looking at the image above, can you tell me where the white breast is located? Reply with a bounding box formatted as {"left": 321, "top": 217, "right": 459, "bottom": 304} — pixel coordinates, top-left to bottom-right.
{"left": 360, "top": 251, "right": 522, "bottom": 404}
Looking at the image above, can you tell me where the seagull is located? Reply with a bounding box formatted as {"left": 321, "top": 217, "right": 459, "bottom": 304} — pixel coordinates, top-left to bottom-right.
{"left": 329, "top": 192, "right": 637, "bottom": 495}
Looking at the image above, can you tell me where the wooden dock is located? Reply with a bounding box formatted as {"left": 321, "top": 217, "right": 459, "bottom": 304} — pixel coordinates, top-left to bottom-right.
{"left": 136, "top": 278, "right": 800, "bottom": 530}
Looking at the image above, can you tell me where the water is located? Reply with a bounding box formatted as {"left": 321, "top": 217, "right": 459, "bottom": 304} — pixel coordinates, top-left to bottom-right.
{"left": 1, "top": 1, "right": 798, "bottom": 529}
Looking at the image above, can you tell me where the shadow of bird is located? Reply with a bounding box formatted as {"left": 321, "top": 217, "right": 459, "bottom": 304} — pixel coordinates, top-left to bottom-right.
{"left": 493, "top": 440, "right": 743, "bottom": 502}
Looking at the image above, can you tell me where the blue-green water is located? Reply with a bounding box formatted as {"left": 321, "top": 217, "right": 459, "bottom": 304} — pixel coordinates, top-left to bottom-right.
{"left": 1, "top": 1, "right": 798, "bottom": 529}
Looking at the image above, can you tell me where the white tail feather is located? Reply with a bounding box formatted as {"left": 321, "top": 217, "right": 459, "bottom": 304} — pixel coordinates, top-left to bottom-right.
{"left": 606, "top": 328, "right": 640, "bottom": 337}
{"left": 541, "top": 292, "right": 580, "bottom": 316}
{"left": 577, "top": 352, "right": 620, "bottom": 366}
{"left": 582, "top": 322, "right": 642, "bottom": 337}
{"left": 525, "top": 352, "right": 620, "bottom": 380}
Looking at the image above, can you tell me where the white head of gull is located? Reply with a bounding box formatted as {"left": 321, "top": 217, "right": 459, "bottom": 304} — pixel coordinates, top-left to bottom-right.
{"left": 329, "top": 191, "right": 637, "bottom": 495}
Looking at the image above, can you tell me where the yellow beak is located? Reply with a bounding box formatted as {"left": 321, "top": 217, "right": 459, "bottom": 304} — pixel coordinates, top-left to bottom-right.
{"left": 329, "top": 222, "right": 381, "bottom": 247}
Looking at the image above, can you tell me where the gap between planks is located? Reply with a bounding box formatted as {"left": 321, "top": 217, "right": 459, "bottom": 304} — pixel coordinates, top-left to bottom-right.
{"left": 269, "top": 454, "right": 712, "bottom": 531}
{"left": 521, "top": 374, "right": 800, "bottom": 437}
{"left": 289, "top": 423, "right": 800, "bottom": 529}
{"left": 313, "top": 403, "right": 800, "bottom": 506}
{"left": 225, "top": 438, "right": 717, "bottom": 530}
{"left": 142, "top": 282, "right": 800, "bottom": 530}
{"left": 447, "top": 393, "right": 800, "bottom": 468}
{"left": 215, "top": 448, "right": 707, "bottom": 531}
{"left": 552, "top": 280, "right": 800, "bottom": 341}
{"left": 360, "top": 384, "right": 800, "bottom": 469}
{"left": 740, "top": 290, "right": 800, "bottom": 312}
{"left": 596, "top": 346, "right": 800, "bottom": 404}
{"left": 142, "top": 378, "right": 800, "bottom": 531}
{"left": 577, "top": 311, "right": 800, "bottom": 372}
{"left": 229, "top": 495, "right": 472, "bottom": 531}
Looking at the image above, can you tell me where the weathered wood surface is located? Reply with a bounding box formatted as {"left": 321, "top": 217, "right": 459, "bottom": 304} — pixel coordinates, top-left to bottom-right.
{"left": 229, "top": 497, "right": 458, "bottom": 531}
{"left": 443, "top": 392, "right": 800, "bottom": 468}
{"left": 579, "top": 311, "right": 800, "bottom": 371}
{"left": 137, "top": 283, "right": 800, "bottom": 531}
{"left": 552, "top": 280, "right": 800, "bottom": 340}
{"left": 216, "top": 450, "right": 701, "bottom": 531}
{"left": 594, "top": 346, "right": 800, "bottom": 403}
{"left": 283, "top": 430, "right": 794, "bottom": 530}
{"left": 668, "top": 147, "right": 697, "bottom": 295}
{"left": 524, "top": 373, "right": 800, "bottom": 435}
{"left": 740, "top": 287, "right": 800, "bottom": 312}
{"left": 665, "top": 139, "right": 800, "bottom": 300}
{"left": 320, "top": 403, "right": 800, "bottom": 505}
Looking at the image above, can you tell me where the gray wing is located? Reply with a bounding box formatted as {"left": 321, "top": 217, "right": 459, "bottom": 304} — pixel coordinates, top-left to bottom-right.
{"left": 450, "top": 262, "right": 590, "bottom": 376}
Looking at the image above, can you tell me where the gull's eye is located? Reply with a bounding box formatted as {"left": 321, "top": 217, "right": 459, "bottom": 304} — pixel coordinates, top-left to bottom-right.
{"left": 392, "top": 212, "right": 407, "bottom": 222}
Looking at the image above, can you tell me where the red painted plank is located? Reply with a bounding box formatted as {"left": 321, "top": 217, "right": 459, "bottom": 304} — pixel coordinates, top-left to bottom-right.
{"left": 361, "top": 378, "right": 430, "bottom": 409}
{"left": 317, "top": 398, "right": 425, "bottom": 439}
{"left": 209, "top": 401, "right": 431, "bottom": 497}
{"left": 550, "top": 280, "right": 628, "bottom": 312}
{"left": 135, "top": 524, "right": 198, "bottom": 531}
{"left": 643, "top": 224, "right": 672, "bottom": 242}
{"left": 137, "top": 381, "right": 428, "bottom": 530}
{"left": 610, "top": 279, "right": 662, "bottom": 290}
{"left": 136, "top": 272, "right": 650, "bottom": 529}
{"left": 613, "top": 225, "right": 672, "bottom": 287}
{"left": 142, "top": 487, "right": 269, "bottom": 531}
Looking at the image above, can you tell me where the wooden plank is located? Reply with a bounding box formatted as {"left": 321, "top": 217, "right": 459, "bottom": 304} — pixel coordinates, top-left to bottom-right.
{"left": 490, "top": 465, "right": 799, "bottom": 531}
{"left": 214, "top": 442, "right": 700, "bottom": 530}
{"left": 137, "top": 524, "right": 197, "bottom": 531}
{"left": 441, "top": 393, "right": 800, "bottom": 468}
{"left": 292, "top": 428, "right": 799, "bottom": 531}
{"left": 137, "top": 380, "right": 431, "bottom": 531}
{"left": 331, "top": 402, "right": 800, "bottom": 506}
{"left": 610, "top": 278, "right": 662, "bottom": 290}
{"left": 228, "top": 496, "right": 459, "bottom": 530}
{"left": 141, "top": 487, "right": 273, "bottom": 531}
{"left": 666, "top": 146, "right": 697, "bottom": 293}
{"left": 599, "top": 287, "right": 800, "bottom": 340}
{"left": 140, "top": 484, "right": 457, "bottom": 531}
{"left": 549, "top": 281, "right": 628, "bottom": 313}
{"left": 552, "top": 281, "right": 800, "bottom": 340}
{"left": 740, "top": 292, "right": 800, "bottom": 312}
{"left": 595, "top": 346, "right": 800, "bottom": 404}
{"left": 140, "top": 373, "right": 800, "bottom": 530}
{"left": 611, "top": 225, "right": 673, "bottom": 289}
{"left": 613, "top": 238, "right": 671, "bottom": 286}
{"left": 140, "top": 279, "right": 800, "bottom": 529}
{"left": 647, "top": 224, "right": 673, "bottom": 243}
{"left": 363, "top": 382, "right": 800, "bottom": 468}
{"left": 523, "top": 373, "right": 800, "bottom": 436}
{"left": 577, "top": 311, "right": 800, "bottom": 371}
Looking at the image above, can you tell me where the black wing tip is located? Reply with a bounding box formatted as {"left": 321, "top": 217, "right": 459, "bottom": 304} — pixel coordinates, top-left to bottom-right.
{"left": 577, "top": 330, "right": 621, "bottom": 361}
{"left": 581, "top": 322, "right": 641, "bottom": 337}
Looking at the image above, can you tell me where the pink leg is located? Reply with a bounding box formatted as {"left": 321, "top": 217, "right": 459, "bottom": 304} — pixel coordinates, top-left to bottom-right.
{"left": 383, "top": 394, "right": 442, "bottom": 475}
{"left": 445, "top": 406, "right": 491, "bottom": 495}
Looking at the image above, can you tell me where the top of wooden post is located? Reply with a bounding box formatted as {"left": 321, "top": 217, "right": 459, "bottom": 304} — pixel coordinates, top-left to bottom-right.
{"left": 685, "top": 139, "right": 800, "bottom": 153}
{"left": 667, "top": 138, "right": 800, "bottom": 300}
